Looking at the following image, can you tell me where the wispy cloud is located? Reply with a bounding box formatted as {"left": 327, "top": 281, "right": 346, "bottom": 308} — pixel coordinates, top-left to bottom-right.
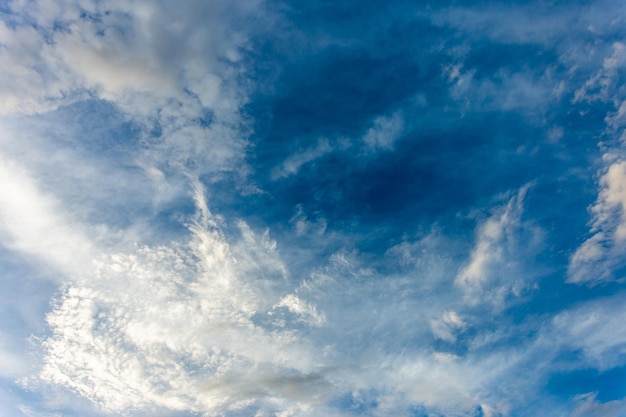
{"left": 571, "top": 392, "right": 626, "bottom": 417}
{"left": 456, "top": 184, "right": 543, "bottom": 306}
{"left": 362, "top": 111, "right": 404, "bottom": 150}
{"left": 568, "top": 42, "right": 626, "bottom": 285}
{"left": 550, "top": 293, "right": 626, "bottom": 371}
{"left": 272, "top": 139, "right": 334, "bottom": 180}
{"left": 39, "top": 184, "right": 326, "bottom": 415}
{"left": 3, "top": 0, "right": 626, "bottom": 416}
{"left": 0, "top": 158, "right": 93, "bottom": 275}
{"left": 569, "top": 160, "right": 626, "bottom": 284}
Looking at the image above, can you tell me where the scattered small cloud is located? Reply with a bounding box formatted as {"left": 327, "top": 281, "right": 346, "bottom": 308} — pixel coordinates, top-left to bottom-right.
{"left": 272, "top": 139, "right": 334, "bottom": 180}
{"left": 362, "top": 111, "right": 404, "bottom": 150}
{"left": 456, "top": 184, "right": 543, "bottom": 306}
{"left": 430, "top": 310, "right": 466, "bottom": 343}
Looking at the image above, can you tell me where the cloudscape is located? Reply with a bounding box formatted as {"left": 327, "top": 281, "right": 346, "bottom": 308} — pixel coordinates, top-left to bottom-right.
{"left": 1, "top": 1, "right": 626, "bottom": 416}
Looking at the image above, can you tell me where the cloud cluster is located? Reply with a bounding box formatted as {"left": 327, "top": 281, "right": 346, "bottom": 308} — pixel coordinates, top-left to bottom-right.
{"left": 1, "top": 0, "right": 264, "bottom": 186}
{"left": 40, "top": 184, "right": 327, "bottom": 415}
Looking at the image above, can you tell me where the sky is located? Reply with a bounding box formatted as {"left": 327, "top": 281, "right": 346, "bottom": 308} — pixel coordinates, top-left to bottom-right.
{"left": 1, "top": 0, "right": 626, "bottom": 416}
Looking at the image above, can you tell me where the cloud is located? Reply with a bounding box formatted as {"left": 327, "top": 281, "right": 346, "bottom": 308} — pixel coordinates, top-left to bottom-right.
{"left": 4, "top": 1, "right": 626, "bottom": 416}
{"left": 272, "top": 139, "right": 334, "bottom": 180}
{"left": 431, "top": 1, "right": 625, "bottom": 47}
{"left": 550, "top": 293, "right": 626, "bottom": 371}
{"left": 0, "top": 158, "right": 93, "bottom": 275}
{"left": 1, "top": 0, "right": 264, "bottom": 186}
{"left": 444, "top": 61, "right": 560, "bottom": 119}
{"left": 272, "top": 294, "right": 327, "bottom": 327}
{"left": 571, "top": 392, "right": 626, "bottom": 417}
{"left": 574, "top": 42, "right": 626, "bottom": 104}
{"left": 568, "top": 42, "right": 626, "bottom": 285}
{"left": 430, "top": 5, "right": 575, "bottom": 45}
{"left": 456, "top": 184, "right": 542, "bottom": 306}
{"left": 1, "top": 0, "right": 255, "bottom": 113}
{"left": 569, "top": 160, "right": 626, "bottom": 284}
{"left": 362, "top": 111, "right": 404, "bottom": 150}
{"left": 271, "top": 110, "right": 404, "bottom": 181}
{"left": 289, "top": 205, "right": 327, "bottom": 237}
{"left": 430, "top": 310, "right": 466, "bottom": 343}
{"left": 39, "top": 184, "right": 327, "bottom": 415}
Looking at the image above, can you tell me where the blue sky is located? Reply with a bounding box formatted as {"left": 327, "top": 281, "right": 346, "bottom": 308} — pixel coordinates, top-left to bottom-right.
{"left": 1, "top": 0, "right": 626, "bottom": 416}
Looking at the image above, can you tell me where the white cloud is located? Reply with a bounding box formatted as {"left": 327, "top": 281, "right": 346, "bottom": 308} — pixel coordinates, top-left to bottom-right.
{"left": 273, "top": 294, "right": 327, "bottom": 327}
{"left": 362, "top": 111, "right": 404, "bottom": 150}
{"left": 1, "top": 0, "right": 263, "bottom": 185}
{"left": 37, "top": 183, "right": 329, "bottom": 415}
{"left": 430, "top": 310, "right": 466, "bottom": 343}
{"left": 445, "top": 63, "right": 559, "bottom": 118}
{"left": 568, "top": 160, "right": 626, "bottom": 284}
{"left": 571, "top": 393, "right": 626, "bottom": 417}
{"left": 1, "top": 0, "right": 254, "bottom": 113}
{"left": 272, "top": 139, "right": 334, "bottom": 180}
{"left": 289, "top": 205, "right": 327, "bottom": 237}
{"left": 0, "top": 158, "right": 93, "bottom": 275}
{"left": 566, "top": 25, "right": 626, "bottom": 286}
{"left": 456, "top": 184, "right": 542, "bottom": 306}
{"left": 551, "top": 294, "right": 626, "bottom": 370}
{"left": 574, "top": 42, "right": 626, "bottom": 104}
{"left": 431, "top": 2, "right": 626, "bottom": 48}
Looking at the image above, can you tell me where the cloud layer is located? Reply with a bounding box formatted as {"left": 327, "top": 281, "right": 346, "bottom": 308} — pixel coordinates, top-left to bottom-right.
{"left": 2, "top": 1, "right": 626, "bottom": 417}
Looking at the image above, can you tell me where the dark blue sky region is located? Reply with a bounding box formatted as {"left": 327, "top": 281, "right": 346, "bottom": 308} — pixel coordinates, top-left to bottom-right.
{"left": 1, "top": 1, "right": 626, "bottom": 416}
